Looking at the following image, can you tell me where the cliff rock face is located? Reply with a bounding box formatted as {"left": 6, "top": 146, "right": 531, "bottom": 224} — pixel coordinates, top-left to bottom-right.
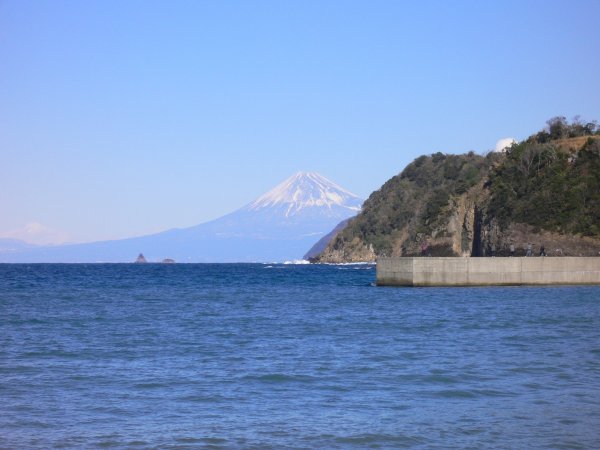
{"left": 478, "top": 222, "right": 600, "bottom": 257}
{"left": 314, "top": 129, "right": 600, "bottom": 262}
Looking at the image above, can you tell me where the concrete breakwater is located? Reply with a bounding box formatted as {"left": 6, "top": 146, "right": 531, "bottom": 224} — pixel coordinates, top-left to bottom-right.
{"left": 376, "top": 257, "right": 600, "bottom": 286}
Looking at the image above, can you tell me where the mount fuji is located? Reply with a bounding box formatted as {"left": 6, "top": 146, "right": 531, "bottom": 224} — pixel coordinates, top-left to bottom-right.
{"left": 1, "top": 172, "right": 362, "bottom": 262}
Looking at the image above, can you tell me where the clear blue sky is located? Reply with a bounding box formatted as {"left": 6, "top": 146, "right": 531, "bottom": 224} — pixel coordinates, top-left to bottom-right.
{"left": 1, "top": 0, "right": 599, "bottom": 244}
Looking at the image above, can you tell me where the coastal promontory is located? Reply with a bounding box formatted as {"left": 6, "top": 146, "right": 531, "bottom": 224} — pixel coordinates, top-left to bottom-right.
{"left": 313, "top": 117, "right": 600, "bottom": 262}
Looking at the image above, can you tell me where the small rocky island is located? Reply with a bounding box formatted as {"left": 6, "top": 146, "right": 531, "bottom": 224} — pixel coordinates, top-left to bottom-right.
{"left": 135, "top": 253, "right": 147, "bottom": 263}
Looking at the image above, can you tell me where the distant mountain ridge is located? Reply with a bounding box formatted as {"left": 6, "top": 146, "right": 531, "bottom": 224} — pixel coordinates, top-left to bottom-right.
{"left": 1, "top": 172, "right": 362, "bottom": 262}
{"left": 0, "top": 238, "right": 38, "bottom": 254}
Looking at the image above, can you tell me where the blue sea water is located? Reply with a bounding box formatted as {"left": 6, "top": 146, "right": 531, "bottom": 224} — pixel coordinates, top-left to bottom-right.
{"left": 1, "top": 263, "right": 600, "bottom": 449}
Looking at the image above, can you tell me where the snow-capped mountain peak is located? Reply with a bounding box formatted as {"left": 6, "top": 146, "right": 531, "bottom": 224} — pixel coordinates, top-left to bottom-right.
{"left": 245, "top": 172, "right": 362, "bottom": 217}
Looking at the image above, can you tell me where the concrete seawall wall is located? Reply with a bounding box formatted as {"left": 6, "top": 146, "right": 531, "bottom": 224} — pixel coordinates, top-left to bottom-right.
{"left": 376, "top": 257, "right": 600, "bottom": 286}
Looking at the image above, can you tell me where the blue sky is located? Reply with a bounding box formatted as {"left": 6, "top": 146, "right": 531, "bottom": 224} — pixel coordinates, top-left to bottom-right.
{"left": 1, "top": 0, "right": 599, "bottom": 244}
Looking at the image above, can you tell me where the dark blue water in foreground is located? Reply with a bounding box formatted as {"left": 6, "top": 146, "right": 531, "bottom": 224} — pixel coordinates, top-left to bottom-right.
{"left": 1, "top": 264, "right": 600, "bottom": 449}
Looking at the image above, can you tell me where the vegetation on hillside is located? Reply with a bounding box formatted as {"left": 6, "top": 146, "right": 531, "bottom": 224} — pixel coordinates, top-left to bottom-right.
{"left": 487, "top": 118, "right": 600, "bottom": 236}
{"left": 533, "top": 116, "right": 598, "bottom": 143}
{"left": 327, "top": 151, "right": 492, "bottom": 257}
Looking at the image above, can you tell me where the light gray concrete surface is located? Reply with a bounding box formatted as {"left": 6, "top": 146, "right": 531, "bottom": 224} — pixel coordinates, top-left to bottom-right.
{"left": 376, "top": 257, "right": 600, "bottom": 286}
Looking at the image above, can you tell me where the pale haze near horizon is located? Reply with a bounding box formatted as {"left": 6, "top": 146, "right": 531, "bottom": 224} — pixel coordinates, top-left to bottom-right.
{"left": 1, "top": 0, "right": 599, "bottom": 245}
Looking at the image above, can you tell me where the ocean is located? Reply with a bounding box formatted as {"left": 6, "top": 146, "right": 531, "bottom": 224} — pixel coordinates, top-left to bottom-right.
{"left": 1, "top": 263, "right": 599, "bottom": 449}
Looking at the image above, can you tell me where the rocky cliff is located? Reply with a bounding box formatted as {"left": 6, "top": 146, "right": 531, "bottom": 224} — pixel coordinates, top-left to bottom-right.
{"left": 314, "top": 119, "right": 600, "bottom": 262}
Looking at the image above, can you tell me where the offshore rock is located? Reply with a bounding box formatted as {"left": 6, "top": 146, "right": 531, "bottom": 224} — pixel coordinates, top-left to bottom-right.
{"left": 135, "top": 253, "right": 147, "bottom": 263}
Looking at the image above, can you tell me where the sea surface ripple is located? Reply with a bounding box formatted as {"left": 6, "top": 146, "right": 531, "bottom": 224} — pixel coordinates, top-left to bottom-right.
{"left": 1, "top": 263, "right": 600, "bottom": 448}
